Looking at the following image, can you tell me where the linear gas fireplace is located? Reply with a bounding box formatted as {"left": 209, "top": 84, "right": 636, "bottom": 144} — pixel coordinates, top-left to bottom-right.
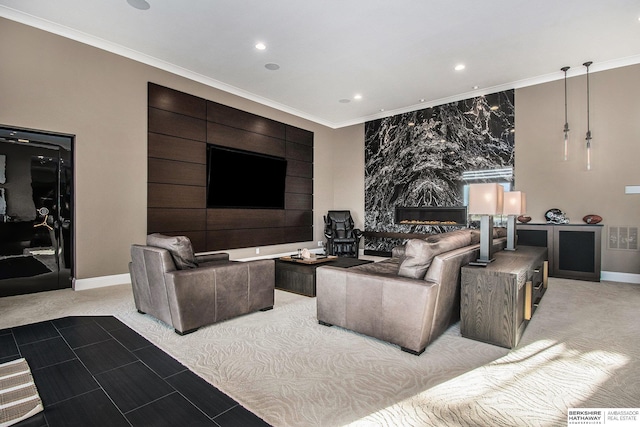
{"left": 395, "top": 206, "right": 467, "bottom": 226}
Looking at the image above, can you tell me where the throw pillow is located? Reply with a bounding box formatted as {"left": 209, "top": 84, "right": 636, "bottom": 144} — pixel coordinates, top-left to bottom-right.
{"left": 397, "top": 229, "right": 474, "bottom": 279}
{"left": 146, "top": 234, "right": 198, "bottom": 269}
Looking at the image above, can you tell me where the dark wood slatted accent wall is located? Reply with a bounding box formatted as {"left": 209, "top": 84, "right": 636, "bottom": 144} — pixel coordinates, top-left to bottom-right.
{"left": 147, "top": 83, "right": 313, "bottom": 252}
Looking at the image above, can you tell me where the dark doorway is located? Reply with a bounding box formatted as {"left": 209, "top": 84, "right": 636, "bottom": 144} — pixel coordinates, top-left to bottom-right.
{"left": 0, "top": 126, "right": 73, "bottom": 297}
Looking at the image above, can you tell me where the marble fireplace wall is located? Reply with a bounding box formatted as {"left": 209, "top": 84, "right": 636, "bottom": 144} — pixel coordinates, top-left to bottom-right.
{"left": 364, "top": 90, "right": 515, "bottom": 253}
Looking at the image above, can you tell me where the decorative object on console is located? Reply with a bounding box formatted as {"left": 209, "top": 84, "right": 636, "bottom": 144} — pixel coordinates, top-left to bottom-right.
{"left": 503, "top": 191, "right": 526, "bottom": 251}
{"left": 324, "top": 210, "right": 363, "bottom": 258}
{"left": 467, "top": 183, "right": 504, "bottom": 266}
{"left": 583, "top": 214, "right": 602, "bottom": 224}
{"left": 584, "top": 61, "right": 593, "bottom": 171}
{"left": 561, "top": 66, "right": 571, "bottom": 161}
{"left": 517, "top": 215, "right": 532, "bottom": 223}
{"left": 544, "top": 208, "right": 569, "bottom": 224}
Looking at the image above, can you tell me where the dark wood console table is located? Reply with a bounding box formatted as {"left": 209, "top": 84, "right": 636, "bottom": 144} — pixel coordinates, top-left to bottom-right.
{"left": 460, "top": 246, "right": 548, "bottom": 349}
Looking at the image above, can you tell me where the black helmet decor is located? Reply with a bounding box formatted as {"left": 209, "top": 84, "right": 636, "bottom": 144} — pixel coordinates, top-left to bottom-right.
{"left": 545, "top": 208, "right": 569, "bottom": 224}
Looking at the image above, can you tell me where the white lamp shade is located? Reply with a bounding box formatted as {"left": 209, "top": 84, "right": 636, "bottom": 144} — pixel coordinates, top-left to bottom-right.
{"left": 503, "top": 191, "right": 526, "bottom": 215}
{"left": 468, "top": 183, "right": 504, "bottom": 215}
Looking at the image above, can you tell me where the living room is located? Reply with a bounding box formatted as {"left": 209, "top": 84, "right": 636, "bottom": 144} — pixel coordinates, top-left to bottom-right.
{"left": 1, "top": 2, "right": 640, "bottom": 426}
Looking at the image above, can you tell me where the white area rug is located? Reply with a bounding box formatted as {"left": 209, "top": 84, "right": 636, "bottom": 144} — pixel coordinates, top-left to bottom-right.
{"left": 1, "top": 278, "right": 638, "bottom": 426}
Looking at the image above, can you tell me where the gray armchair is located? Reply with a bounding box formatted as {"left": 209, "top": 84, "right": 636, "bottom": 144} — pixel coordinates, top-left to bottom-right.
{"left": 129, "top": 234, "right": 274, "bottom": 335}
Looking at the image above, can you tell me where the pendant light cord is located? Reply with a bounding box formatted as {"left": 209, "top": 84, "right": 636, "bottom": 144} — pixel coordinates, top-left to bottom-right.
{"left": 561, "top": 66, "right": 570, "bottom": 132}
{"left": 584, "top": 61, "right": 592, "bottom": 141}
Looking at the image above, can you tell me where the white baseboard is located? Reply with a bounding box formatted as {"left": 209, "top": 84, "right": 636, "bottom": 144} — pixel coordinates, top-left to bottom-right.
{"left": 73, "top": 273, "right": 131, "bottom": 291}
{"left": 601, "top": 271, "right": 640, "bottom": 284}
{"left": 71, "top": 267, "right": 639, "bottom": 292}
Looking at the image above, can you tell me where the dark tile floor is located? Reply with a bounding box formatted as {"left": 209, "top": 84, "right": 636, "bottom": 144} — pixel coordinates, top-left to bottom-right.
{"left": 0, "top": 316, "right": 271, "bottom": 427}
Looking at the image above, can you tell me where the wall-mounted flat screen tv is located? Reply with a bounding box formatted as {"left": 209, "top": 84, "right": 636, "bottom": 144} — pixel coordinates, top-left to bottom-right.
{"left": 206, "top": 144, "right": 287, "bottom": 209}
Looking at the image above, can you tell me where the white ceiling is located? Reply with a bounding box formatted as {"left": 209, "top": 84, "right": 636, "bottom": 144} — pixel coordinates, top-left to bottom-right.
{"left": 1, "top": 0, "right": 639, "bottom": 128}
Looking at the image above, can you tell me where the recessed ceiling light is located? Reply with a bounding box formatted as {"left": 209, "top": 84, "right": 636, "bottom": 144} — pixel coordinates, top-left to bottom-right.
{"left": 472, "top": 85, "right": 479, "bottom": 90}
{"left": 264, "top": 63, "right": 280, "bottom": 71}
{"left": 419, "top": 99, "right": 425, "bottom": 102}
{"left": 380, "top": 108, "right": 385, "bottom": 112}
{"left": 127, "top": 0, "right": 150, "bottom": 10}
{"left": 455, "top": 64, "right": 466, "bottom": 71}
{"left": 354, "top": 94, "right": 363, "bottom": 100}
{"left": 490, "top": 105, "right": 499, "bottom": 111}
{"left": 255, "top": 42, "right": 266, "bottom": 50}
{"left": 339, "top": 99, "right": 351, "bottom": 104}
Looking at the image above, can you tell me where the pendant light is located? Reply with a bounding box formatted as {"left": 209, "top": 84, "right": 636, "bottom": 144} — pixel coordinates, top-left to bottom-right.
{"left": 561, "top": 66, "right": 570, "bottom": 161}
{"left": 584, "top": 61, "right": 593, "bottom": 170}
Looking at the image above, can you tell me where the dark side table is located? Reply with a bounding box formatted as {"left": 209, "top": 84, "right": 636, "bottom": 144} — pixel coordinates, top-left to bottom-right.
{"left": 275, "top": 256, "right": 373, "bottom": 297}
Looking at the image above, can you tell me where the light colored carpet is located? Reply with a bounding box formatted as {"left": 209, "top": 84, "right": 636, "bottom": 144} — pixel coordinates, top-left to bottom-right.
{"left": 1, "top": 278, "right": 638, "bottom": 427}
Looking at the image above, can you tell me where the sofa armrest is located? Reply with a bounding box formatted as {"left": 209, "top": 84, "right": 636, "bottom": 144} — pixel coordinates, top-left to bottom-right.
{"left": 391, "top": 245, "right": 406, "bottom": 259}
{"left": 195, "top": 252, "right": 230, "bottom": 263}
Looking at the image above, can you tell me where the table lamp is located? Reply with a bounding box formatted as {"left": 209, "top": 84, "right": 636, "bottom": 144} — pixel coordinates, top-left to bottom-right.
{"left": 468, "top": 183, "right": 504, "bottom": 266}
{"left": 503, "top": 191, "right": 526, "bottom": 251}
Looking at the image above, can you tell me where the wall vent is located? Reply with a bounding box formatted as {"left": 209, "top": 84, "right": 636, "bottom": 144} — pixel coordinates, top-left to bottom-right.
{"left": 608, "top": 226, "right": 639, "bottom": 251}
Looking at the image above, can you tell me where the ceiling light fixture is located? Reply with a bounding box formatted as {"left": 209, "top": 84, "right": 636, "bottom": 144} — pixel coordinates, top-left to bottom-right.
{"left": 455, "top": 64, "right": 465, "bottom": 71}
{"left": 126, "top": 0, "right": 150, "bottom": 10}
{"left": 561, "top": 66, "right": 570, "bottom": 161}
{"left": 584, "top": 61, "right": 593, "bottom": 171}
{"left": 255, "top": 42, "right": 266, "bottom": 50}
{"left": 354, "top": 94, "right": 362, "bottom": 100}
{"left": 339, "top": 99, "right": 350, "bottom": 104}
{"left": 264, "top": 63, "right": 279, "bottom": 71}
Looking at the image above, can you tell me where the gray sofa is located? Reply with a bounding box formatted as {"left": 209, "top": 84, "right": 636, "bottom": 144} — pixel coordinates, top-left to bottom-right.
{"left": 316, "top": 228, "right": 506, "bottom": 355}
{"left": 129, "top": 234, "right": 274, "bottom": 335}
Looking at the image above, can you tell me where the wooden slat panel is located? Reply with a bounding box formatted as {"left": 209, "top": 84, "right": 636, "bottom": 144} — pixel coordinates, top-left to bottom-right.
{"left": 207, "top": 101, "right": 286, "bottom": 139}
{"left": 285, "top": 210, "right": 313, "bottom": 227}
{"left": 207, "top": 209, "right": 285, "bottom": 230}
{"left": 148, "top": 158, "right": 206, "bottom": 186}
{"left": 149, "top": 107, "right": 206, "bottom": 141}
{"left": 147, "top": 84, "right": 315, "bottom": 250}
{"left": 148, "top": 183, "right": 206, "bottom": 208}
{"left": 286, "top": 125, "right": 313, "bottom": 145}
{"left": 149, "top": 83, "right": 206, "bottom": 119}
{"left": 287, "top": 159, "right": 312, "bottom": 179}
{"left": 285, "top": 193, "right": 313, "bottom": 211}
{"left": 286, "top": 141, "right": 313, "bottom": 162}
{"left": 148, "top": 208, "right": 206, "bottom": 232}
{"left": 286, "top": 176, "right": 312, "bottom": 194}
{"left": 207, "top": 123, "right": 286, "bottom": 157}
{"left": 284, "top": 226, "right": 313, "bottom": 243}
{"left": 207, "top": 228, "right": 285, "bottom": 251}
{"left": 148, "top": 133, "right": 206, "bottom": 164}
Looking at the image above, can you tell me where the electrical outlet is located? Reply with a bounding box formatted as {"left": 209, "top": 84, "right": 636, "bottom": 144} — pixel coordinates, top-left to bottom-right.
{"left": 318, "top": 241, "right": 323, "bottom": 247}
{"left": 256, "top": 248, "right": 260, "bottom": 254}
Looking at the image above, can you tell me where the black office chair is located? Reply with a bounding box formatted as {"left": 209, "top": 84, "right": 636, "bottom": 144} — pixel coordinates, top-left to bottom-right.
{"left": 324, "top": 210, "right": 362, "bottom": 258}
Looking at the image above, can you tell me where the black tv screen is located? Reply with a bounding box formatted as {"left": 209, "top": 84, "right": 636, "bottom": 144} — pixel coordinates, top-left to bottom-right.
{"left": 206, "top": 145, "right": 287, "bottom": 209}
